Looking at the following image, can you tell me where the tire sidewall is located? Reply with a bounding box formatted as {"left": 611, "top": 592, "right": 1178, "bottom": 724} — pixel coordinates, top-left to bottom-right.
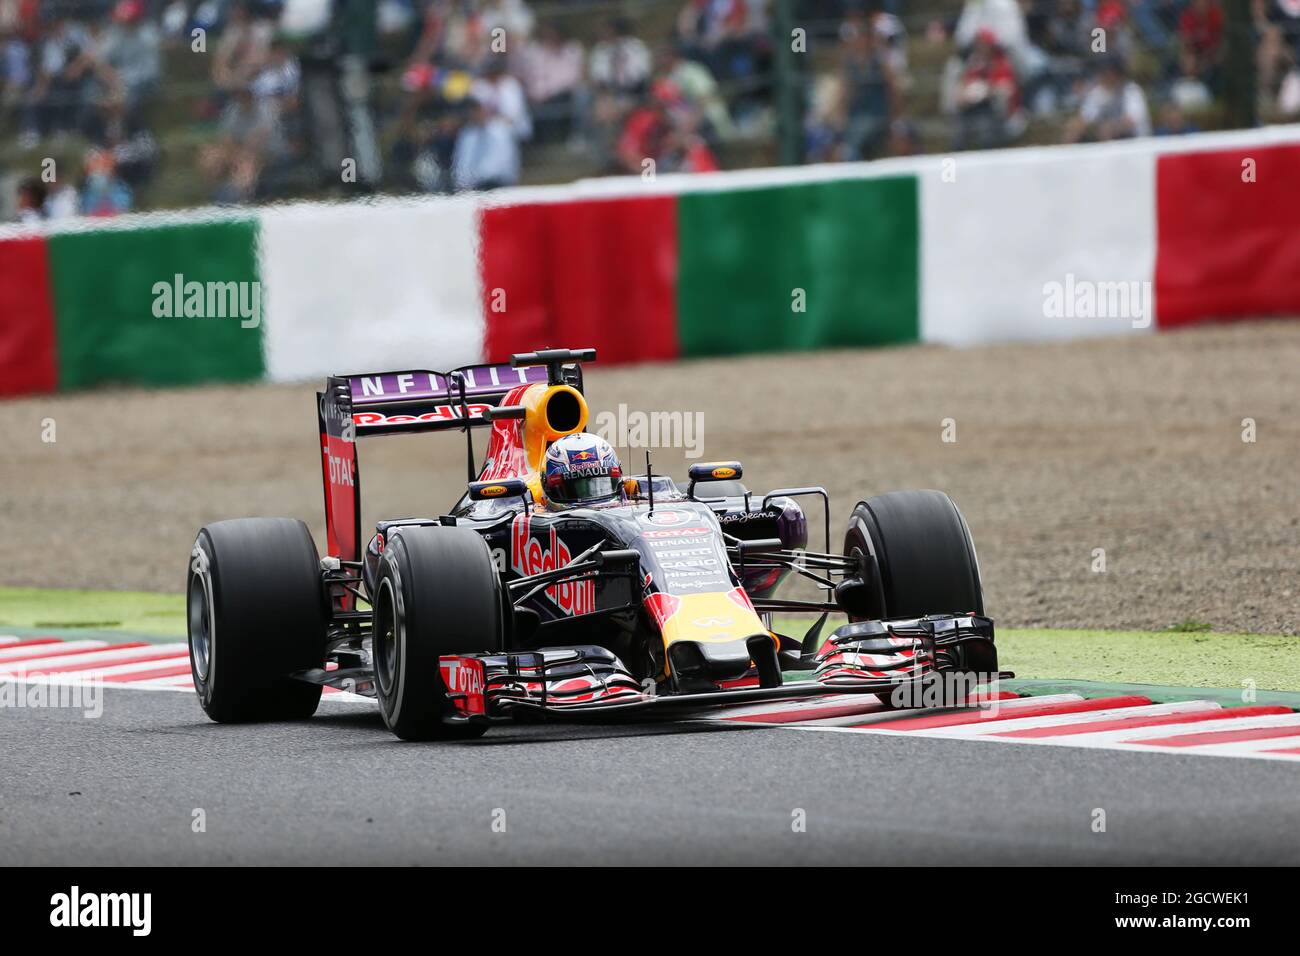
{"left": 186, "top": 518, "right": 326, "bottom": 722}
{"left": 188, "top": 530, "right": 219, "bottom": 711}
{"left": 375, "top": 545, "right": 420, "bottom": 731}
{"left": 372, "top": 527, "right": 502, "bottom": 741}
{"left": 843, "top": 510, "right": 886, "bottom": 621}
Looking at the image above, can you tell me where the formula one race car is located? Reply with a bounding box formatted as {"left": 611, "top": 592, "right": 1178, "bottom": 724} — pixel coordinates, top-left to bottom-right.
{"left": 186, "top": 348, "right": 1002, "bottom": 740}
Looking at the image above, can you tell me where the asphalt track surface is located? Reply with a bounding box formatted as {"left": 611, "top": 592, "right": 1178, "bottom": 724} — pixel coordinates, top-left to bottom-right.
{"left": 4, "top": 687, "right": 1299, "bottom": 866}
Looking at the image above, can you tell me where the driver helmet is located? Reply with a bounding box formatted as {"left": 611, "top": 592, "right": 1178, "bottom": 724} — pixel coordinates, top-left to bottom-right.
{"left": 542, "top": 433, "right": 623, "bottom": 509}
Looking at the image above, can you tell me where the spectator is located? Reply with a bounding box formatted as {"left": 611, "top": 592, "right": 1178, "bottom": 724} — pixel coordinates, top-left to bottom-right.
{"left": 590, "top": 16, "right": 651, "bottom": 101}
{"left": 589, "top": 17, "right": 651, "bottom": 161}
{"left": 1130, "top": 0, "right": 1185, "bottom": 55}
{"left": 403, "top": 113, "right": 461, "bottom": 191}
{"left": 804, "top": 71, "right": 847, "bottom": 162}
{"left": 334, "top": 0, "right": 384, "bottom": 189}
{"left": 518, "top": 21, "right": 583, "bottom": 144}
{"left": 1257, "top": 0, "right": 1300, "bottom": 107}
{"left": 838, "top": 17, "right": 899, "bottom": 159}
{"left": 655, "top": 41, "right": 733, "bottom": 140}
{"left": 1178, "top": 0, "right": 1223, "bottom": 88}
{"left": 842, "top": 1, "right": 910, "bottom": 86}
{"left": 953, "top": 27, "right": 1022, "bottom": 149}
{"left": 944, "top": 0, "right": 1028, "bottom": 117}
{"left": 95, "top": 0, "right": 161, "bottom": 140}
{"left": 872, "top": 3, "right": 910, "bottom": 82}
{"left": 13, "top": 174, "right": 45, "bottom": 222}
{"left": 675, "top": 0, "right": 768, "bottom": 88}
{"left": 1155, "top": 98, "right": 1203, "bottom": 133}
{"left": 1169, "top": 52, "right": 1214, "bottom": 109}
{"left": 472, "top": 54, "right": 530, "bottom": 141}
{"left": 1034, "top": 0, "right": 1095, "bottom": 59}
{"left": 251, "top": 37, "right": 300, "bottom": 105}
{"left": 452, "top": 94, "right": 519, "bottom": 189}
{"left": 79, "top": 145, "right": 132, "bottom": 216}
{"left": 2, "top": 19, "right": 36, "bottom": 145}
{"left": 160, "top": 0, "right": 190, "bottom": 42}
{"left": 1019, "top": 0, "right": 1089, "bottom": 115}
{"left": 954, "top": 0, "right": 1030, "bottom": 68}
{"left": 200, "top": 85, "right": 287, "bottom": 202}
{"left": 616, "top": 78, "right": 720, "bottom": 174}
{"left": 45, "top": 178, "right": 78, "bottom": 217}
{"left": 408, "top": 0, "right": 477, "bottom": 71}
{"left": 411, "top": 0, "right": 496, "bottom": 72}
{"left": 244, "top": 36, "right": 301, "bottom": 193}
{"left": 1064, "top": 56, "right": 1152, "bottom": 141}
{"left": 886, "top": 116, "right": 921, "bottom": 155}
{"left": 107, "top": 123, "right": 159, "bottom": 187}
{"left": 617, "top": 85, "right": 667, "bottom": 173}
{"left": 212, "top": 3, "right": 272, "bottom": 101}
{"left": 30, "top": 9, "right": 95, "bottom": 140}
{"left": 661, "top": 106, "right": 720, "bottom": 172}
{"left": 1278, "top": 61, "right": 1300, "bottom": 115}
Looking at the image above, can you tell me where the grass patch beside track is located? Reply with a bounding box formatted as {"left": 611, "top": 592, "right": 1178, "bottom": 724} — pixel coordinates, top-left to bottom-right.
{"left": 2, "top": 588, "right": 1295, "bottom": 691}
{"left": 779, "top": 617, "right": 1300, "bottom": 691}
{"left": 0, "top": 587, "right": 187, "bottom": 638}
{"left": 997, "top": 628, "right": 1300, "bottom": 692}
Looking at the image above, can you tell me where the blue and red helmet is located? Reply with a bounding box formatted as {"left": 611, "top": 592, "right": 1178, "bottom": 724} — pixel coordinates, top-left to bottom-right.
{"left": 542, "top": 433, "right": 623, "bottom": 508}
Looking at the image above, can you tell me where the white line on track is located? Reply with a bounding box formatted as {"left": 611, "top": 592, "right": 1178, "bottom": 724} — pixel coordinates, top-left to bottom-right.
{"left": 1169, "top": 734, "right": 1300, "bottom": 756}
{"left": 0, "top": 643, "right": 188, "bottom": 673}
{"left": 1018, "top": 711, "right": 1300, "bottom": 747}
{"left": 840, "top": 693, "right": 1089, "bottom": 730}
{"left": 917, "top": 699, "right": 1221, "bottom": 737}
{"left": 0, "top": 640, "right": 108, "bottom": 662}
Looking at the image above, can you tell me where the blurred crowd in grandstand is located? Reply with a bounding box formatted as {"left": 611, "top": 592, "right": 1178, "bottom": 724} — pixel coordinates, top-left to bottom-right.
{"left": 2, "top": 0, "right": 1297, "bottom": 220}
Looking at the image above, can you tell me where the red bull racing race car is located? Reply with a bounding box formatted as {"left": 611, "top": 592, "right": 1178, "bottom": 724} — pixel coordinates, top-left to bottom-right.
{"left": 186, "top": 348, "right": 1003, "bottom": 740}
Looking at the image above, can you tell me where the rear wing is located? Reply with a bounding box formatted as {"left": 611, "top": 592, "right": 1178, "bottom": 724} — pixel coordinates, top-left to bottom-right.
{"left": 334, "top": 360, "right": 581, "bottom": 437}
{"left": 315, "top": 355, "right": 589, "bottom": 561}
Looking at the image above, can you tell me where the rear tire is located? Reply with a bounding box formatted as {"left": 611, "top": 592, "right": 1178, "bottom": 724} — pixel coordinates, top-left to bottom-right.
{"left": 188, "top": 518, "right": 327, "bottom": 722}
{"left": 372, "top": 526, "right": 504, "bottom": 741}
{"left": 842, "top": 490, "right": 984, "bottom": 621}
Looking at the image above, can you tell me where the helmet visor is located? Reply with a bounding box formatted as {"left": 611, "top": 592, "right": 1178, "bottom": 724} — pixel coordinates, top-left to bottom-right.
{"left": 550, "top": 474, "right": 621, "bottom": 504}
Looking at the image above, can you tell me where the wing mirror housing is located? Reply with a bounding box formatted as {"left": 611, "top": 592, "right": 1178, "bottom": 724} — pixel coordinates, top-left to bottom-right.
{"left": 468, "top": 478, "right": 530, "bottom": 503}
{"left": 687, "top": 461, "right": 743, "bottom": 497}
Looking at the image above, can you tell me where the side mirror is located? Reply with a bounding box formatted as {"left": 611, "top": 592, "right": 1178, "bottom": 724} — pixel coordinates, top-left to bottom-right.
{"left": 687, "top": 461, "right": 743, "bottom": 497}
{"left": 688, "top": 461, "right": 743, "bottom": 483}
{"left": 468, "top": 478, "right": 529, "bottom": 502}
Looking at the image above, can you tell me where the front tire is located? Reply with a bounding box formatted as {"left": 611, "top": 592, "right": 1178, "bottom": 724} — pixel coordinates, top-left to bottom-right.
{"left": 372, "top": 526, "right": 505, "bottom": 741}
{"left": 842, "top": 490, "right": 984, "bottom": 621}
{"left": 842, "top": 490, "right": 994, "bottom": 674}
{"left": 188, "top": 518, "right": 327, "bottom": 722}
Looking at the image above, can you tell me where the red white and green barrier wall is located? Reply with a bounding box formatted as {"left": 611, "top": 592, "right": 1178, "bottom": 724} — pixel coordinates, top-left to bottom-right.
{"left": 4, "top": 125, "right": 1300, "bottom": 396}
